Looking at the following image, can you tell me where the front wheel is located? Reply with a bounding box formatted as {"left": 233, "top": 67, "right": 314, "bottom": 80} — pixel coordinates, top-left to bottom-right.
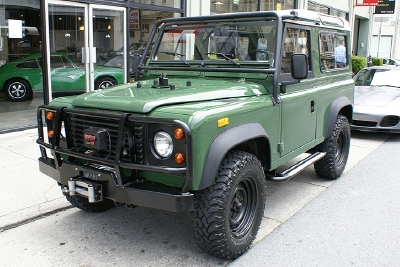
{"left": 191, "top": 151, "right": 266, "bottom": 259}
{"left": 314, "top": 115, "right": 351, "bottom": 179}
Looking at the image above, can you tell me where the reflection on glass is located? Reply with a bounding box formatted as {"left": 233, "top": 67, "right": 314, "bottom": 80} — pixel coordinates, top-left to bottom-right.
{"left": 211, "top": 0, "right": 258, "bottom": 13}
{"left": 48, "top": 4, "right": 85, "bottom": 63}
{"left": 153, "top": 19, "right": 277, "bottom": 64}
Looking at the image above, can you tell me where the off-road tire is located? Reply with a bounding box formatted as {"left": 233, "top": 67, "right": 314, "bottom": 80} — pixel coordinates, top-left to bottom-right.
{"left": 4, "top": 79, "right": 33, "bottom": 102}
{"left": 191, "top": 150, "right": 266, "bottom": 259}
{"left": 314, "top": 115, "right": 351, "bottom": 179}
{"left": 62, "top": 186, "right": 115, "bottom": 212}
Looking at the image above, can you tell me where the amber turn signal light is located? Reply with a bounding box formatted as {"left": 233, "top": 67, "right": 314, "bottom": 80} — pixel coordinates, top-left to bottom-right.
{"left": 174, "top": 128, "right": 184, "bottom": 140}
{"left": 175, "top": 152, "right": 185, "bottom": 164}
{"left": 48, "top": 129, "right": 55, "bottom": 139}
{"left": 46, "top": 111, "right": 55, "bottom": 121}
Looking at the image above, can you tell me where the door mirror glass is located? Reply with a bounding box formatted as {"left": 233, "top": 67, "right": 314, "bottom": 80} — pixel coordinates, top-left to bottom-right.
{"left": 291, "top": 53, "right": 308, "bottom": 79}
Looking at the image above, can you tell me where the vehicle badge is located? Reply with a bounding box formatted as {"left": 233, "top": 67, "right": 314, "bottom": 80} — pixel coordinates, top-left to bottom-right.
{"left": 84, "top": 134, "right": 96, "bottom": 145}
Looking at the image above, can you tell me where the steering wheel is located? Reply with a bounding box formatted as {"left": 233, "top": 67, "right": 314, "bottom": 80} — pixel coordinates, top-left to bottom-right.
{"left": 248, "top": 49, "right": 274, "bottom": 60}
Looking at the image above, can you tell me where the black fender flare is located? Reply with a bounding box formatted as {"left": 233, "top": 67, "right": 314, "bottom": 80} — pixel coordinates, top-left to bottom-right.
{"left": 325, "top": 96, "right": 353, "bottom": 138}
{"left": 198, "top": 122, "right": 269, "bottom": 190}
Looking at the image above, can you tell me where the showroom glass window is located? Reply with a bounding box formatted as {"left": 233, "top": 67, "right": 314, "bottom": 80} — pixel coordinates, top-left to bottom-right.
{"left": 0, "top": 1, "right": 41, "bottom": 64}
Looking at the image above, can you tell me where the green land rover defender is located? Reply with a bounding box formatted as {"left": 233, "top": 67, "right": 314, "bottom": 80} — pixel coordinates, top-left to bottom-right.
{"left": 37, "top": 10, "right": 354, "bottom": 259}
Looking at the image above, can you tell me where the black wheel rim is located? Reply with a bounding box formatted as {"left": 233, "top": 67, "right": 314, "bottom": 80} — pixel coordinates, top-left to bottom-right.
{"left": 230, "top": 177, "right": 257, "bottom": 238}
{"left": 8, "top": 82, "right": 26, "bottom": 99}
{"left": 335, "top": 130, "right": 347, "bottom": 165}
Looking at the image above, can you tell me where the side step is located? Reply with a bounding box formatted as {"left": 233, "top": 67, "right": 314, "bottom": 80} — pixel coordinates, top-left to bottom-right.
{"left": 267, "top": 152, "right": 326, "bottom": 182}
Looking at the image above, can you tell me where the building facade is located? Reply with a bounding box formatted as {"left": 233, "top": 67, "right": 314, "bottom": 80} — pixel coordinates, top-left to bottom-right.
{"left": 371, "top": 0, "right": 400, "bottom": 59}
{"left": 0, "top": 0, "right": 374, "bottom": 105}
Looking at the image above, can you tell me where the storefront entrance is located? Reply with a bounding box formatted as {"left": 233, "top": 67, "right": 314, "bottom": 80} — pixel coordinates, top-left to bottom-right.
{"left": 44, "top": 0, "right": 127, "bottom": 102}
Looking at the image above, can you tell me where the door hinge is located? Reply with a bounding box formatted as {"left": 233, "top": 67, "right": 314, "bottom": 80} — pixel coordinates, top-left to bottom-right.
{"left": 278, "top": 142, "right": 284, "bottom": 153}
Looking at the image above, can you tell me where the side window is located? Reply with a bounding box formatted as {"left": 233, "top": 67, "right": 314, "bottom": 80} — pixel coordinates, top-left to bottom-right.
{"left": 281, "top": 27, "right": 311, "bottom": 75}
{"left": 319, "top": 33, "right": 348, "bottom": 71}
{"left": 50, "top": 56, "right": 65, "bottom": 68}
{"left": 61, "top": 56, "right": 74, "bottom": 68}
{"left": 16, "top": 59, "right": 39, "bottom": 69}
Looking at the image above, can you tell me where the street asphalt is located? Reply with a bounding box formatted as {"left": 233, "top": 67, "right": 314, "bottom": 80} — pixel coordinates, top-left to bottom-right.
{"left": 0, "top": 126, "right": 397, "bottom": 266}
{"left": 230, "top": 134, "right": 400, "bottom": 267}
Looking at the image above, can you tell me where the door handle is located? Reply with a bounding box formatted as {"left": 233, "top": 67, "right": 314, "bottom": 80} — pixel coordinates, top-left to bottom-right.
{"left": 311, "top": 100, "right": 315, "bottom": 113}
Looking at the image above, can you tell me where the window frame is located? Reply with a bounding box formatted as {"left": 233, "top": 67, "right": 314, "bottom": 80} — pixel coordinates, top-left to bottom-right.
{"left": 279, "top": 23, "right": 314, "bottom": 82}
{"left": 318, "top": 31, "right": 348, "bottom": 72}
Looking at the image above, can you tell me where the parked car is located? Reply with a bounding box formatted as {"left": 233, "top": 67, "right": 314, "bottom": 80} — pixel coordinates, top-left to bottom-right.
{"left": 37, "top": 10, "right": 354, "bottom": 259}
{"left": 107, "top": 41, "right": 153, "bottom": 57}
{"left": 0, "top": 52, "right": 125, "bottom": 102}
{"left": 98, "top": 54, "right": 136, "bottom": 74}
{"left": 352, "top": 65, "right": 400, "bottom": 132}
{"left": 383, "top": 58, "right": 400, "bottom": 66}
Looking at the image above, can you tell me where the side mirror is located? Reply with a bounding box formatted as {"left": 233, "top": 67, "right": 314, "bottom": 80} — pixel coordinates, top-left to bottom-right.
{"left": 280, "top": 53, "right": 308, "bottom": 94}
{"left": 291, "top": 53, "right": 308, "bottom": 80}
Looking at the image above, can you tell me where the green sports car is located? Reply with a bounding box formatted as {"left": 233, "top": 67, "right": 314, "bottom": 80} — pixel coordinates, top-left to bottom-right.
{"left": 0, "top": 52, "right": 125, "bottom": 102}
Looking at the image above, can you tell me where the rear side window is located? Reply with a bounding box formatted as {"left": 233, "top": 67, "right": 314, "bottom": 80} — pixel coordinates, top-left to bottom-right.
{"left": 319, "top": 33, "right": 348, "bottom": 71}
{"left": 16, "top": 59, "right": 39, "bottom": 69}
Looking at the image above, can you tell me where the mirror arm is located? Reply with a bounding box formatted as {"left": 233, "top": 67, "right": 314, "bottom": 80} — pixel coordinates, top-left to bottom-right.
{"left": 280, "top": 79, "right": 300, "bottom": 94}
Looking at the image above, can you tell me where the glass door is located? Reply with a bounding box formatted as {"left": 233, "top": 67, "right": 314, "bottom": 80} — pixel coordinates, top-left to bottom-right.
{"left": 45, "top": 1, "right": 126, "bottom": 101}
{"left": 90, "top": 5, "right": 127, "bottom": 91}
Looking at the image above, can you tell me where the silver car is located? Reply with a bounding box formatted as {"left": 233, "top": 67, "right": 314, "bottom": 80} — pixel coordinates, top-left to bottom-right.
{"left": 352, "top": 65, "right": 400, "bottom": 132}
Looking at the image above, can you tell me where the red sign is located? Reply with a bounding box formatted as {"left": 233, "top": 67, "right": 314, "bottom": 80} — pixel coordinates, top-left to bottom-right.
{"left": 130, "top": 10, "right": 139, "bottom": 30}
{"left": 355, "top": 0, "right": 379, "bottom": 6}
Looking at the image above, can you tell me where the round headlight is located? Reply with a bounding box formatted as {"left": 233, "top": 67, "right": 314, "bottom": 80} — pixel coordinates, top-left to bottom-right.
{"left": 153, "top": 131, "right": 173, "bottom": 158}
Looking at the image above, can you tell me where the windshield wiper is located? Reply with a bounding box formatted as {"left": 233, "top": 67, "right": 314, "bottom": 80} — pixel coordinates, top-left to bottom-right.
{"left": 205, "top": 53, "right": 241, "bottom": 67}
{"left": 159, "top": 51, "right": 190, "bottom": 66}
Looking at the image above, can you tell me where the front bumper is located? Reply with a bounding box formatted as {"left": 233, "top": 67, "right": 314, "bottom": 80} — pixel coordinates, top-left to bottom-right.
{"left": 351, "top": 110, "right": 400, "bottom": 133}
{"left": 37, "top": 105, "right": 194, "bottom": 213}
{"left": 39, "top": 157, "right": 194, "bottom": 212}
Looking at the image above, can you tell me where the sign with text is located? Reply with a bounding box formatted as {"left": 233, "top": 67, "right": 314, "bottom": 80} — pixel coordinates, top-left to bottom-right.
{"left": 374, "top": 0, "right": 396, "bottom": 14}
{"left": 129, "top": 10, "right": 139, "bottom": 30}
{"left": 355, "top": 0, "right": 379, "bottom": 6}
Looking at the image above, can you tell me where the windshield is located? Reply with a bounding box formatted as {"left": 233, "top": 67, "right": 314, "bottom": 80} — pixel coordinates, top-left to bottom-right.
{"left": 98, "top": 55, "right": 124, "bottom": 68}
{"left": 153, "top": 20, "right": 277, "bottom": 65}
{"left": 354, "top": 68, "right": 400, "bottom": 87}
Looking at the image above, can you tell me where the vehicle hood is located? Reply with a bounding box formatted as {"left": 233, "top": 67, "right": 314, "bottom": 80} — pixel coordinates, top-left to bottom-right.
{"left": 354, "top": 85, "right": 400, "bottom": 107}
{"left": 71, "top": 78, "right": 268, "bottom": 113}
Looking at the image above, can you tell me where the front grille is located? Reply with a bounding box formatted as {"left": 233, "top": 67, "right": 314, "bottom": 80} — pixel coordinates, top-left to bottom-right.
{"left": 380, "top": 116, "right": 400, "bottom": 127}
{"left": 352, "top": 120, "right": 377, "bottom": 127}
{"left": 68, "top": 114, "right": 144, "bottom": 163}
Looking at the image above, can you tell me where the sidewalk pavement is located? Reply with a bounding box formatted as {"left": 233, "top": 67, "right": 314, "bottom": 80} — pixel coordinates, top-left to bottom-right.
{"left": 230, "top": 134, "right": 400, "bottom": 266}
{"left": 0, "top": 129, "right": 71, "bottom": 229}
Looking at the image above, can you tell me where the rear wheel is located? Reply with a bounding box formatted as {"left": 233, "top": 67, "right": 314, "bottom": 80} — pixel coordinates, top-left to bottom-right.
{"left": 191, "top": 151, "right": 266, "bottom": 259}
{"left": 95, "top": 77, "right": 117, "bottom": 89}
{"left": 4, "top": 79, "right": 33, "bottom": 102}
{"left": 61, "top": 185, "right": 115, "bottom": 212}
{"left": 314, "top": 115, "right": 351, "bottom": 179}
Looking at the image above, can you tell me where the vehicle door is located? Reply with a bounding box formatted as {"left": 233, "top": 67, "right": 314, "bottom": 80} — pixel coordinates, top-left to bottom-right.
{"left": 16, "top": 57, "right": 43, "bottom": 90}
{"left": 279, "top": 24, "right": 317, "bottom": 156}
{"left": 50, "top": 55, "right": 85, "bottom": 91}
